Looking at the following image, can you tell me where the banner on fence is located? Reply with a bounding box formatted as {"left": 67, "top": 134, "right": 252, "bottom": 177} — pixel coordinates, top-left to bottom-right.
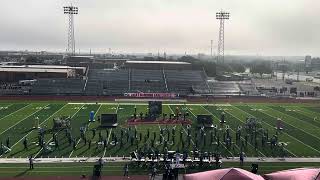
{"left": 124, "top": 92, "right": 178, "bottom": 98}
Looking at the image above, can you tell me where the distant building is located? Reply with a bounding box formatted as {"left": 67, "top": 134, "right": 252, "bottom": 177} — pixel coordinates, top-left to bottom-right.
{"left": 197, "top": 53, "right": 206, "bottom": 60}
{"left": 305, "top": 55, "right": 320, "bottom": 71}
{"left": 0, "top": 65, "right": 86, "bottom": 82}
{"left": 311, "top": 57, "right": 320, "bottom": 69}
{"left": 305, "top": 55, "right": 312, "bottom": 73}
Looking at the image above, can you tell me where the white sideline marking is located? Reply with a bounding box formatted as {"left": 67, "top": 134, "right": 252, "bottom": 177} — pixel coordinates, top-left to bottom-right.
{"left": 2, "top": 157, "right": 320, "bottom": 163}
{"left": 68, "top": 102, "right": 231, "bottom": 106}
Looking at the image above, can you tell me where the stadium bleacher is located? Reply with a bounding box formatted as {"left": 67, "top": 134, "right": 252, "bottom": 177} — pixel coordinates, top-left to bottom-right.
{"left": 82, "top": 68, "right": 209, "bottom": 95}
{"left": 208, "top": 81, "right": 241, "bottom": 96}
{"left": 85, "top": 69, "right": 129, "bottom": 95}
{"left": 130, "top": 69, "right": 167, "bottom": 92}
{"left": 165, "top": 70, "right": 209, "bottom": 94}
{"left": 31, "top": 78, "right": 85, "bottom": 95}
{"left": 26, "top": 64, "right": 210, "bottom": 96}
{"left": 24, "top": 66, "right": 265, "bottom": 97}
{"left": 238, "top": 81, "right": 260, "bottom": 96}
{"left": 0, "top": 82, "right": 29, "bottom": 95}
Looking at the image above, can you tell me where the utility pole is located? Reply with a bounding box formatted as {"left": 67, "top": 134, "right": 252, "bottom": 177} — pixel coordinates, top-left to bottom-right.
{"left": 216, "top": 10, "right": 230, "bottom": 64}
{"left": 210, "top": 40, "right": 213, "bottom": 59}
{"left": 63, "top": 5, "right": 78, "bottom": 56}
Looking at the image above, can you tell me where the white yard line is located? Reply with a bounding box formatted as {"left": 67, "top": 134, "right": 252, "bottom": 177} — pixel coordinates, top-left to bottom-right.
{"left": 115, "top": 103, "right": 120, "bottom": 114}
{"left": 102, "top": 104, "right": 119, "bottom": 157}
{"left": 34, "top": 104, "right": 86, "bottom": 158}
{"left": 0, "top": 104, "right": 32, "bottom": 122}
{"left": 230, "top": 105, "right": 297, "bottom": 157}
{"left": 103, "top": 128, "right": 113, "bottom": 157}
{"left": 0, "top": 104, "right": 49, "bottom": 136}
{"left": 187, "top": 106, "right": 235, "bottom": 157}
{"left": 0, "top": 104, "right": 13, "bottom": 111}
{"left": 261, "top": 106, "right": 320, "bottom": 141}
{"left": 166, "top": 105, "right": 191, "bottom": 146}
{"left": 170, "top": 104, "right": 233, "bottom": 156}
{"left": 265, "top": 106, "right": 320, "bottom": 139}
{"left": 8, "top": 104, "right": 69, "bottom": 153}
{"left": 69, "top": 104, "right": 102, "bottom": 158}
{"left": 169, "top": 105, "right": 203, "bottom": 147}
{"left": 201, "top": 105, "right": 267, "bottom": 157}
{"left": 289, "top": 107, "right": 320, "bottom": 121}
{"left": 245, "top": 104, "right": 320, "bottom": 155}
{"left": 186, "top": 106, "right": 197, "bottom": 117}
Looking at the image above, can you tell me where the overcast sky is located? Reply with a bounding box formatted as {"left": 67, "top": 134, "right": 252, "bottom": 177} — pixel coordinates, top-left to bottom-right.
{"left": 0, "top": 0, "right": 319, "bottom": 56}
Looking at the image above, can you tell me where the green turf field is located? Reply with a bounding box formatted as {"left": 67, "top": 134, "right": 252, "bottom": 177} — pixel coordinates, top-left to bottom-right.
{"left": 0, "top": 101, "right": 319, "bottom": 159}
{"left": 0, "top": 101, "right": 319, "bottom": 177}
{"left": 1, "top": 162, "right": 320, "bottom": 177}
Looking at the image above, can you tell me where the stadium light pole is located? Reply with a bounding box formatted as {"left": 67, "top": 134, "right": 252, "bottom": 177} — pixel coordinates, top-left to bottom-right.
{"left": 63, "top": 5, "right": 78, "bottom": 56}
{"left": 216, "top": 10, "right": 230, "bottom": 64}
{"left": 210, "top": 40, "right": 213, "bottom": 59}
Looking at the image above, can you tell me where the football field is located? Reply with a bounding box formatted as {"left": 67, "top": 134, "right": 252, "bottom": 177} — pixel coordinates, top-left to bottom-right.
{"left": 0, "top": 101, "right": 320, "bottom": 177}
{"left": 0, "top": 101, "right": 319, "bottom": 159}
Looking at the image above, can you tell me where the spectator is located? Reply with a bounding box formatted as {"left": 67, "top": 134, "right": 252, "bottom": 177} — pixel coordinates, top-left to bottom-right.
{"left": 150, "top": 165, "right": 157, "bottom": 180}
{"left": 240, "top": 152, "right": 244, "bottom": 166}
{"left": 123, "top": 164, "right": 129, "bottom": 178}
{"left": 98, "top": 157, "right": 104, "bottom": 167}
{"left": 29, "top": 156, "right": 34, "bottom": 169}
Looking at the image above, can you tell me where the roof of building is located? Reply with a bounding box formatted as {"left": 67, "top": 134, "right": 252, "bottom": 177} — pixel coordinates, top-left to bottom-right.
{"left": 70, "top": 56, "right": 94, "bottom": 59}
{"left": 0, "top": 67, "right": 70, "bottom": 73}
{"left": 0, "top": 65, "right": 85, "bottom": 73}
{"left": 0, "top": 65, "right": 85, "bottom": 70}
{"left": 125, "top": 60, "right": 191, "bottom": 65}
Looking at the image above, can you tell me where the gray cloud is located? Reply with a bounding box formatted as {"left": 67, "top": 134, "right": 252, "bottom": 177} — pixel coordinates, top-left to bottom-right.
{"left": 0, "top": 0, "right": 319, "bottom": 56}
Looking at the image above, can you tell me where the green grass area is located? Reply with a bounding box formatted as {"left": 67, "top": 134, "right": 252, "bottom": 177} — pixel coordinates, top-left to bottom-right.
{"left": 0, "top": 161, "right": 320, "bottom": 177}
{"left": 0, "top": 101, "right": 319, "bottom": 176}
{"left": 0, "top": 102, "right": 319, "bottom": 158}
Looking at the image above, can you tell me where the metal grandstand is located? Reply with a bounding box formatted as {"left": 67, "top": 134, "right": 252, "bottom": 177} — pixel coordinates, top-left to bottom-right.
{"left": 20, "top": 61, "right": 210, "bottom": 96}
{"left": 4, "top": 60, "right": 308, "bottom": 97}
